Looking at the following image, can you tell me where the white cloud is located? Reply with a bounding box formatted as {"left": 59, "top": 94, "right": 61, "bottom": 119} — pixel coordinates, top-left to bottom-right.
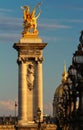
{"left": 0, "top": 99, "right": 52, "bottom": 116}
{"left": 68, "top": 5, "right": 83, "bottom": 11}
{"left": 0, "top": 8, "right": 13, "bottom": 13}
{"left": 0, "top": 16, "right": 22, "bottom": 31}
{"left": 58, "top": 19, "right": 83, "bottom": 23}
{"left": 0, "top": 99, "right": 18, "bottom": 116}
{"left": 0, "top": 33, "right": 20, "bottom": 42}
{"left": 43, "top": 103, "right": 53, "bottom": 116}
{"left": 39, "top": 23, "right": 71, "bottom": 29}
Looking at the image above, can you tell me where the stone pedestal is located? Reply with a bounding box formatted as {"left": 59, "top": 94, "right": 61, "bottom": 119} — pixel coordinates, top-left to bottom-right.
{"left": 15, "top": 124, "right": 57, "bottom": 130}
{"left": 13, "top": 37, "right": 47, "bottom": 126}
{"left": 0, "top": 124, "right": 57, "bottom": 130}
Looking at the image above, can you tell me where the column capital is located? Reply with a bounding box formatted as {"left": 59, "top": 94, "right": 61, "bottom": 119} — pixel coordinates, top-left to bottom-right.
{"left": 17, "top": 56, "right": 27, "bottom": 64}
{"left": 35, "top": 57, "right": 44, "bottom": 63}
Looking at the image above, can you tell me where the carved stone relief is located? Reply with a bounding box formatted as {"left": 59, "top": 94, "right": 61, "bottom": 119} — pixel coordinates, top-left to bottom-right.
{"left": 26, "top": 63, "right": 34, "bottom": 90}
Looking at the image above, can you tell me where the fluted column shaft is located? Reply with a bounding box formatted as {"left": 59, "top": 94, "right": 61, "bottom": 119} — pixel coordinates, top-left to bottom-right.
{"left": 18, "top": 62, "right": 28, "bottom": 122}
{"left": 37, "top": 60, "right": 43, "bottom": 120}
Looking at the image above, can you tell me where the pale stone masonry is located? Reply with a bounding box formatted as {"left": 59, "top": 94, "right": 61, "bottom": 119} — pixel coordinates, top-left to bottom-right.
{"left": 0, "top": 124, "right": 57, "bottom": 130}
{"left": 0, "top": 125, "right": 15, "bottom": 130}
{"left": 13, "top": 37, "right": 47, "bottom": 126}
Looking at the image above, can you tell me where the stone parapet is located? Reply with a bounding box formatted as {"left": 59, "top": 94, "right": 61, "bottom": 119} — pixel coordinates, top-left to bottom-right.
{"left": 0, "top": 124, "right": 57, "bottom": 130}
{"left": 0, "top": 125, "right": 15, "bottom": 130}
{"left": 16, "top": 124, "right": 57, "bottom": 130}
{"left": 45, "top": 124, "right": 57, "bottom": 130}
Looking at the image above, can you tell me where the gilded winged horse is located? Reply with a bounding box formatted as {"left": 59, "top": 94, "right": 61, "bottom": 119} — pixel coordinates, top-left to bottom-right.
{"left": 21, "top": 3, "right": 41, "bottom": 33}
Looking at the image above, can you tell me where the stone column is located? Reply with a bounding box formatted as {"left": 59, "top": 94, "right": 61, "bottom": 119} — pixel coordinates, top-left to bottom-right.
{"left": 18, "top": 58, "right": 28, "bottom": 125}
{"left": 13, "top": 42, "right": 47, "bottom": 126}
{"left": 37, "top": 57, "right": 43, "bottom": 120}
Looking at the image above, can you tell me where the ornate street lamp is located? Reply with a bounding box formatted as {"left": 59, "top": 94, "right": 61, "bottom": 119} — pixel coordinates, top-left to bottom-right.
{"left": 70, "top": 31, "right": 83, "bottom": 130}
{"left": 54, "top": 31, "right": 83, "bottom": 130}
{"left": 37, "top": 107, "right": 41, "bottom": 130}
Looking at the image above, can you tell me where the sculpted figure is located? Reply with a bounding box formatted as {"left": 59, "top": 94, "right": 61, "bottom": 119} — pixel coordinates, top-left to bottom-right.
{"left": 23, "top": 6, "right": 30, "bottom": 22}
{"left": 21, "top": 3, "right": 41, "bottom": 34}
{"left": 27, "top": 64, "right": 34, "bottom": 90}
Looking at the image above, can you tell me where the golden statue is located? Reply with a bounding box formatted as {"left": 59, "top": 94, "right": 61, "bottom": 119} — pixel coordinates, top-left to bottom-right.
{"left": 62, "top": 63, "right": 68, "bottom": 84}
{"left": 21, "top": 3, "right": 41, "bottom": 36}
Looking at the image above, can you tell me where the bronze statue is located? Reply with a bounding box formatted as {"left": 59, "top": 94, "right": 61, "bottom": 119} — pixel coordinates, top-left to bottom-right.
{"left": 79, "top": 30, "right": 83, "bottom": 44}
{"left": 21, "top": 2, "right": 41, "bottom": 36}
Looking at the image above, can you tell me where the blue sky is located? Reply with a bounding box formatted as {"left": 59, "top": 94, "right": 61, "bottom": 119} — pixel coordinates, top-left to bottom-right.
{"left": 0, "top": 0, "right": 83, "bottom": 116}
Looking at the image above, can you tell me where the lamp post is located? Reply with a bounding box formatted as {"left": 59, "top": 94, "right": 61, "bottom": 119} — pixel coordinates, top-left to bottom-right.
{"left": 61, "top": 78, "right": 73, "bottom": 130}
{"left": 15, "top": 101, "right": 17, "bottom": 124}
{"left": 73, "top": 57, "right": 83, "bottom": 128}
{"left": 70, "top": 31, "right": 83, "bottom": 130}
{"left": 37, "top": 107, "right": 41, "bottom": 130}
{"left": 14, "top": 101, "right": 18, "bottom": 130}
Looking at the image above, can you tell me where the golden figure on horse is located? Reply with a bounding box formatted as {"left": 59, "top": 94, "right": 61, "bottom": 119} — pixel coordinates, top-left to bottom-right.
{"left": 21, "top": 3, "right": 41, "bottom": 36}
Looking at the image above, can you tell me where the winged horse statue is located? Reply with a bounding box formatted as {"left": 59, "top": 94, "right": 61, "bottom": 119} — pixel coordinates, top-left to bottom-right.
{"left": 21, "top": 3, "right": 41, "bottom": 34}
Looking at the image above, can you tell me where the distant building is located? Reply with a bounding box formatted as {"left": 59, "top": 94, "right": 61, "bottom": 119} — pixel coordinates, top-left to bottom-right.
{"left": 53, "top": 63, "right": 68, "bottom": 117}
{"left": 0, "top": 116, "right": 17, "bottom": 125}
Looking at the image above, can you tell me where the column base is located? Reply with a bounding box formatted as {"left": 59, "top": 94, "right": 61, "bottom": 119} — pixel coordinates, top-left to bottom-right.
{"left": 15, "top": 123, "right": 57, "bottom": 130}
{"left": 18, "top": 120, "right": 35, "bottom": 126}
{"left": 15, "top": 123, "right": 37, "bottom": 130}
